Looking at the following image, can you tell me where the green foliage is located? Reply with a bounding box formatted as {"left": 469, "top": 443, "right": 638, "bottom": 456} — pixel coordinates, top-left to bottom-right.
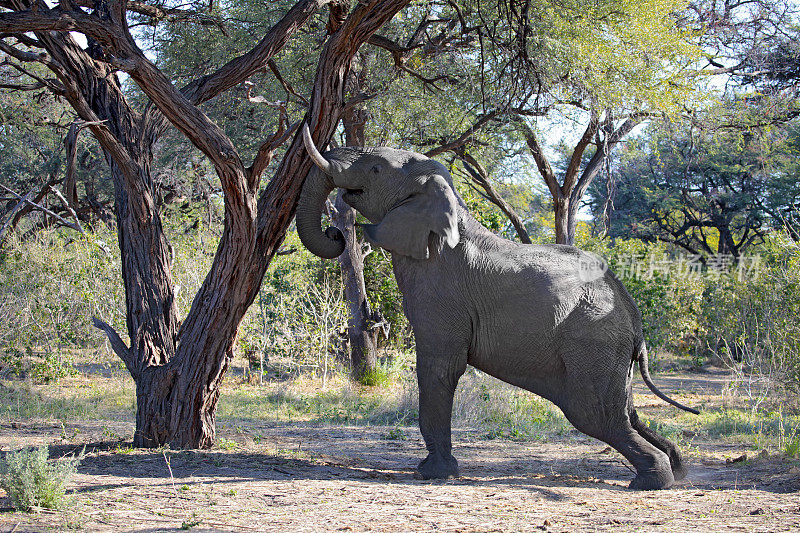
{"left": 592, "top": 117, "right": 800, "bottom": 254}
{"left": 247, "top": 231, "right": 349, "bottom": 376}
{"left": 381, "top": 427, "right": 407, "bottom": 440}
{"left": 580, "top": 233, "right": 800, "bottom": 391}
{"left": 0, "top": 445, "right": 83, "bottom": 512}
{"left": 700, "top": 235, "right": 800, "bottom": 391}
{"left": 0, "top": 228, "right": 123, "bottom": 379}
{"left": 357, "top": 366, "right": 392, "bottom": 387}
{"left": 502, "top": 0, "right": 700, "bottom": 111}
{"left": 453, "top": 371, "right": 569, "bottom": 440}
{"left": 363, "top": 241, "right": 410, "bottom": 348}
{"left": 180, "top": 512, "right": 202, "bottom": 530}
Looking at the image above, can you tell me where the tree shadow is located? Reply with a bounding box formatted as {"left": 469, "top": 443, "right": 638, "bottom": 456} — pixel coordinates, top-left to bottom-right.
{"left": 42, "top": 442, "right": 583, "bottom": 501}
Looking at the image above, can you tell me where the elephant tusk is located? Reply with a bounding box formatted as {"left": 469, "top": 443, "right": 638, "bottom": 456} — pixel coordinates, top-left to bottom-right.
{"left": 302, "top": 123, "right": 333, "bottom": 175}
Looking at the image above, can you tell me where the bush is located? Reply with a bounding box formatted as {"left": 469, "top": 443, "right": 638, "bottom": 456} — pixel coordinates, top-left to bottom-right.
{"left": 581, "top": 233, "right": 800, "bottom": 395}
{"left": 0, "top": 228, "right": 123, "bottom": 380}
{"left": 701, "top": 236, "right": 800, "bottom": 394}
{"left": 0, "top": 445, "right": 83, "bottom": 512}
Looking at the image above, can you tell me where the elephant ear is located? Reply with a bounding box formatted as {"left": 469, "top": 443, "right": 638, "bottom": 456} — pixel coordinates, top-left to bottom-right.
{"left": 363, "top": 174, "right": 460, "bottom": 260}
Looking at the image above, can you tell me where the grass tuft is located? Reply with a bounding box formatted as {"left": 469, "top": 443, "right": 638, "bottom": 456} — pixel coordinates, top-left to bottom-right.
{"left": 357, "top": 367, "right": 392, "bottom": 387}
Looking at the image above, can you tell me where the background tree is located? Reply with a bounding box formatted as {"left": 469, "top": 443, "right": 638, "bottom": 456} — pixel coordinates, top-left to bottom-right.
{"left": 591, "top": 116, "right": 800, "bottom": 256}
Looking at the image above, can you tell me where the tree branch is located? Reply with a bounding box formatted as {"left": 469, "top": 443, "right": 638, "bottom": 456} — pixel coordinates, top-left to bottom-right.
{"left": 458, "top": 151, "right": 532, "bottom": 244}
{"left": 0, "top": 189, "right": 34, "bottom": 244}
{"left": 571, "top": 116, "right": 643, "bottom": 204}
{"left": 91, "top": 316, "right": 138, "bottom": 379}
{"left": 513, "top": 116, "right": 561, "bottom": 201}
{"left": 424, "top": 110, "right": 499, "bottom": 157}
{"left": 248, "top": 119, "right": 301, "bottom": 188}
{"left": 180, "top": 0, "right": 329, "bottom": 106}
{"left": 49, "top": 185, "right": 85, "bottom": 235}
{"left": 0, "top": 183, "right": 84, "bottom": 235}
{"left": 562, "top": 110, "right": 599, "bottom": 195}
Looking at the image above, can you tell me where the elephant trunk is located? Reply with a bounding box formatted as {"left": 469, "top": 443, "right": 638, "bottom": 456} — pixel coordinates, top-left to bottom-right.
{"left": 297, "top": 125, "right": 346, "bottom": 259}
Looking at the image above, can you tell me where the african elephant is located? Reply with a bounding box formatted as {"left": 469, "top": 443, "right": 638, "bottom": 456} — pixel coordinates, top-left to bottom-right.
{"left": 296, "top": 123, "right": 698, "bottom": 490}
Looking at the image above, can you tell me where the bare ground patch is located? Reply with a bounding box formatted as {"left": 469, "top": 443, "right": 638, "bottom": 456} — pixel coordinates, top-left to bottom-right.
{"left": 0, "top": 370, "right": 799, "bottom": 532}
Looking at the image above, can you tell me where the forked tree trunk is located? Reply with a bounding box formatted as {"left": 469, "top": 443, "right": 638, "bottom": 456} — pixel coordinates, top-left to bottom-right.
{"left": 0, "top": 0, "right": 410, "bottom": 448}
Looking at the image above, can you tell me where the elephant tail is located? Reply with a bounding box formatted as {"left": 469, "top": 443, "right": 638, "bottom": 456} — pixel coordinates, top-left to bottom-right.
{"left": 636, "top": 343, "right": 700, "bottom": 415}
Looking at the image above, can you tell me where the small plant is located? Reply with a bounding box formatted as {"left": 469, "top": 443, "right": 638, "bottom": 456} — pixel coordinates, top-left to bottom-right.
{"left": 30, "top": 351, "right": 76, "bottom": 383}
{"left": 382, "top": 427, "right": 406, "bottom": 440}
{"left": 784, "top": 434, "right": 800, "bottom": 458}
{"left": 0, "top": 445, "right": 83, "bottom": 512}
{"left": 114, "top": 445, "right": 135, "bottom": 455}
{"left": 358, "top": 367, "right": 391, "bottom": 387}
{"left": 217, "top": 438, "right": 238, "bottom": 451}
{"left": 180, "top": 512, "right": 202, "bottom": 530}
{"left": 101, "top": 426, "right": 121, "bottom": 441}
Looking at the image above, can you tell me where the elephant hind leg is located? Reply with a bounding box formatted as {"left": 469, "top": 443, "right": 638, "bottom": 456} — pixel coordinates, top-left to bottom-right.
{"left": 559, "top": 397, "right": 674, "bottom": 490}
{"left": 629, "top": 408, "right": 687, "bottom": 481}
{"left": 605, "top": 426, "right": 675, "bottom": 490}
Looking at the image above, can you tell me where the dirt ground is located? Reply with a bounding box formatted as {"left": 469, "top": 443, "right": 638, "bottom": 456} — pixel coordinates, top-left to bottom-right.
{"left": 1, "top": 373, "right": 799, "bottom": 533}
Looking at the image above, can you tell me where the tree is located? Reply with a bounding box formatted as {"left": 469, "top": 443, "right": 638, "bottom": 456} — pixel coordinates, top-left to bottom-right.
{"left": 0, "top": 0, "right": 409, "bottom": 448}
{"left": 355, "top": 0, "right": 702, "bottom": 246}
{"left": 330, "top": 67, "right": 385, "bottom": 381}
{"left": 590, "top": 118, "right": 800, "bottom": 256}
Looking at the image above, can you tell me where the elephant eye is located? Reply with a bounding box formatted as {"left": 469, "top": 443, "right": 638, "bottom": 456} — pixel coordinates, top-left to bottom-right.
{"left": 371, "top": 164, "right": 382, "bottom": 174}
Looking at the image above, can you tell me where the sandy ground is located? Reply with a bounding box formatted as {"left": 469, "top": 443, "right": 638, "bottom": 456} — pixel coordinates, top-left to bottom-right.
{"left": 0, "top": 372, "right": 798, "bottom": 532}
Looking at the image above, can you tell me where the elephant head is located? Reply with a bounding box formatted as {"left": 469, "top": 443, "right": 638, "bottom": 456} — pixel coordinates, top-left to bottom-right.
{"left": 296, "top": 123, "right": 461, "bottom": 260}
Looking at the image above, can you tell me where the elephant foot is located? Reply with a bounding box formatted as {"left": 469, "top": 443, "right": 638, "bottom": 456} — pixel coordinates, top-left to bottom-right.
{"left": 628, "top": 468, "right": 675, "bottom": 490}
{"left": 671, "top": 462, "right": 688, "bottom": 482}
{"left": 416, "top": 453, "right": 459, "bottom": 479}
{"left": 665, "top": 451, "right": 688, "bottom": 481}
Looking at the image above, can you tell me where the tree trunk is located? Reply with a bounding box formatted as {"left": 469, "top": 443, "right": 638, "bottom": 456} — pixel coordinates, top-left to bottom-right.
{"left": 0, "top": 0, "right": 410, "bottom": 448}
{"left": 332, "top": 191, "right": 380, "bottom": 380}
{"left": 554, "top": 197, "right": 573, "bottom": 245}
{"left": 334, "top": 100, "right": 380, "bottom": 381}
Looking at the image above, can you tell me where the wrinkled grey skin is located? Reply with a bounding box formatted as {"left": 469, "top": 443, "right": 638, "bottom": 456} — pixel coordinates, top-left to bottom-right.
{"left": 297, "top": 125, "right": 697, "bottom": 490}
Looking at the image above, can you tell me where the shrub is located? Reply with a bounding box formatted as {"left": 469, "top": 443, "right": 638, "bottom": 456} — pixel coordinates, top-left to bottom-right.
{"left": 701, "top": 235, "right": 800, "bottom": 395}
{"left": 0, "top": 445, "right": 83, "bottom": 512}
{"left": 581, "top": 233, "right": 800, "bottom": 395}
{"left": 0, "top": 228, "right": 123, "bottom": 380}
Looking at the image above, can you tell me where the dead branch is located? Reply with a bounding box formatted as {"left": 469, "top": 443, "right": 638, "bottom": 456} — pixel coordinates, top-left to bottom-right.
{"left": 268, "top": 59, "right": 309, "bottom": 106}
{"left": 91, "top": 316, "right": 137, "bottom": 379}
{"left": 49, "top": 186, "right": 85, "bottom": 235}
{"left": 0, "top": 189, "right": 34, "bottom": 244}
{"left": 0, "top": 183, "right": 85, "bottom": 236}
{"left": 64, "top": 119, "right": 106, "bottom": 210}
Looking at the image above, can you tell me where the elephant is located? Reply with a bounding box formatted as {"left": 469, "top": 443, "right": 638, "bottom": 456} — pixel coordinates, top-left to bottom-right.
{"left": 296, "top": 123, "right": 698, "bottom": 490}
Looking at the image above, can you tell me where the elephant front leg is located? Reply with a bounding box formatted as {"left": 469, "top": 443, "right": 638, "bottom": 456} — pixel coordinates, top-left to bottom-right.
{"left": 416, "top": 358, "right": 464, "bottom": 479}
